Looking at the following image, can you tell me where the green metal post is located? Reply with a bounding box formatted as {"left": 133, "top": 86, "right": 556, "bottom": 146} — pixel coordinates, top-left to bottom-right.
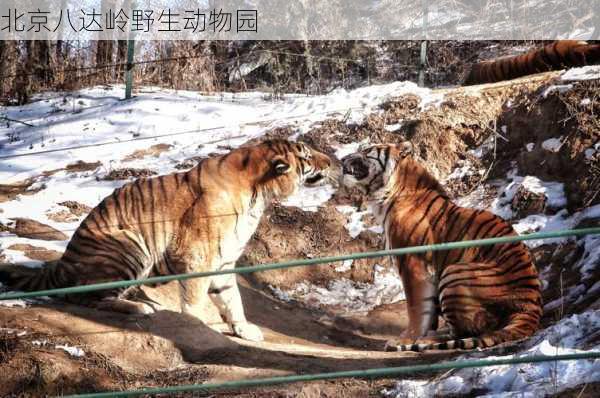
{"left": 125, "top": 39, "right": 135, "bottom": 100}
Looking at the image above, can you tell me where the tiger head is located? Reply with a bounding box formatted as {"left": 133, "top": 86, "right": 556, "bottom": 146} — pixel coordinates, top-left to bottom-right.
{"left": 247, "top": 139, "right": 333, "bottom": 199}
{"left": 340, "top": 142, "right": 413, "bottom": 196}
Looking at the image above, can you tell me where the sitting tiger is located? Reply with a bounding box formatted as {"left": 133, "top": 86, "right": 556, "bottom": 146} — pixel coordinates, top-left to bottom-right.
{"left": 341, "top": 142, "right": 542, "bottom": 351}
{"left": 0, "top": 139, "right": 332, "bottom": 342}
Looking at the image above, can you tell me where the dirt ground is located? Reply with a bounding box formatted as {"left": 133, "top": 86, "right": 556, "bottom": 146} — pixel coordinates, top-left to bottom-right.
{"left": 1, "top": 70, "right": 599, "bottom": 397}
{"left": 1, "top": 278, "right": 449, "bottom": 397}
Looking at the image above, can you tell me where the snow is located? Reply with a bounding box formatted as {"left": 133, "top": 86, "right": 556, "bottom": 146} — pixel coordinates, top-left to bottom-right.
{"left": 561, "top": 65, "right": 600, "bottom": 81}
{"left": 334, "top": 140, "right": 370, "bottom": 160}
{"left": 384, "top": 123, "right": 403, "bottom": 132}
{"left": 542, "top": 84, "right": 573, "bottom": 98}
{"left": 335, "top": 259, "right": 353, "bottom": 273}
{"left": 55, "top": 344, "right": 86, "bottom": 357}
{"left": 444, "top": 160, "right": 484, "bottom": 182}
{"left": 2, "top": 81, "right": 599, "bottom": 396}
{"left": 468, "top": 135, "right": 496, "bottom": 159}
{"left": 490, "top": 173, "right": 567, "bottom": 221}
{"left": 541, "top": 137, "right": 563, "bottom": 152}
{"left": 336, "top": 206, "right": 369, "bottom": 238}
{"left": 280, "top": 184, "right": 336, "bottom": 212}
{"left": 2, "top": 83, "right": 439, "bottom": 265}
{"left": 270, "top": 264, "right": 404, "bottom": 315}
{"left": 335, "top": 205, "right": 382, "bottom": 238}
{"left": 383, "top": 311, "right": 600, "bottom": 398}
{"left": 30, "top": 339, "right": 86, "bottom": 357}
{"left": 0, "top": 299, "right": 28, "bottom": 308}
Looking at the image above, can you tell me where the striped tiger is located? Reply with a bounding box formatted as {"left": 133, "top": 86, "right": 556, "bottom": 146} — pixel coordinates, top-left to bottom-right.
{"left": 341, "top": 142, "right": 542, "bottom": 351}
{"left": 0, "top": 139, "right": 332, "bottom": 342}
{"left": 464, "top": 40, "right": 600, "bottom": 85}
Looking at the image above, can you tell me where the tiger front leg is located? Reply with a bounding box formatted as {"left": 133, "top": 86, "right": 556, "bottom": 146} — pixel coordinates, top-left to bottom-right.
{"left": 209, "top": 272, "right": 264, "bottom": 342}
{"left": 397, "top": 255, "right": 439, "bottom": 340}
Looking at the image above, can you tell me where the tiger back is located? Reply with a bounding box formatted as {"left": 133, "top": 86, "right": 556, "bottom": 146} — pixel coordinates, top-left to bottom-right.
{"left": 464, "top": 40, "right": 600, "bottom": 85}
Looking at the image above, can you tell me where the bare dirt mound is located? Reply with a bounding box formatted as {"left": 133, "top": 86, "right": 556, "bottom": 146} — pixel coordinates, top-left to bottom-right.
{"left": 241, "top": 203, "right": 384, "bottom": 289}
{"left": 498, "top": 79, "right": 600, "bottom": 210}
{"left": 0, "top": 279, "right": 447, "bottom": 397}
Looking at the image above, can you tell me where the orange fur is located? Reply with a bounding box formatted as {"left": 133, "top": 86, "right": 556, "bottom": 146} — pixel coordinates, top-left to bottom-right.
{"left": 1, "top": 140, "right": 332, "bottom": 341}
{"left": 464, "top": 40, "right": 600, "bottom": 85}
{"left": 342, "top": 143, "right": 542, "bottom": 351}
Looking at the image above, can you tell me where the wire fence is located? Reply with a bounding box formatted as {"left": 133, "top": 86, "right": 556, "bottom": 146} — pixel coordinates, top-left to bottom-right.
{"left": 1, "top": 40, "right": 513, "bottom": 103}
{"left": 2, "top": 227, "right": 599, "bottom": 396}
{"left": 2, "top": 226, "right": 599, "bottom": 301}
{"left": 62, "top": 352, "right": 600, "bottom": 398}
{"left": 0, "top": 39, "right": 597, "bottom": 397}
{"left": 0, "top": 104, "right": 359, "bottom": 161}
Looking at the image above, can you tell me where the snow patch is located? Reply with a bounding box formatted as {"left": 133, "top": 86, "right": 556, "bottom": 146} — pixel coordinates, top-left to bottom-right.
{"left": 384, "top": 123, "right": 403, "bottom": 132}
{"left": 336, "top": 205, "right": 381, "bottom": 238}
{"left": 0, "top": 299, "right": 28, "bottom": 308}
{"left": 336, "top": 206, "right": 363, "bottom": 238}
{"left": 271, "top": 265, "right": 404, "bottom": 315}
{"left": 541, "top": 137, "right": 563, "bottom": 152}
{"left": 561, "top": 65, "right": 600, "bottom": 81}
{"left": 335, "top": 259, "right": 353, "bottom": 273}
{"left": 585, "top": 148, "right": 596, "bottom": 160}
{"left": 490, "top": 174, "right": 566, "bottom": 221}
{"left": 334, "top": 140, "right": 368, "bottom": 160}
{"left": 281, "top": 184, "right": 335, "bottom": 212}
{"left": 55, "top": 344, "right": 86, "bottom": 357}
{"left": 444, "top": 160, "right": 484, "bottom": 182}
{"left": 469, "top": 135, "right": 496, "bottom": 159}
{"left": 542, "top": 84, "right": 573, "bottom": 98}
{"left": 384, "top": 311, "right": 600, "bottom": 398}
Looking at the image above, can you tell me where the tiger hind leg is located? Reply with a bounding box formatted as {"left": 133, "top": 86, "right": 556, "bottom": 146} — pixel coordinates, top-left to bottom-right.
{"left": 387, "top": 262, "right": 540, "bottom": 352}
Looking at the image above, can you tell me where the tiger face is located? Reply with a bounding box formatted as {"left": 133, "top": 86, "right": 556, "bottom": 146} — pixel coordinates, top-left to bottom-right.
{"left": 255, "top": 140, "right": 332, "bottom": 198}
{"left": 341, "top": 142, "right": 413, "bottom": 195}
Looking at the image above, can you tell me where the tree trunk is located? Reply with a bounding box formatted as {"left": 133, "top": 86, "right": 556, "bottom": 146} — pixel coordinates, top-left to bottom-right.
{"left": 117, "top": 40, "right": 128, "bottom": 80}
{"left": 96, "top": 40, "right": 115, "bottom": 83}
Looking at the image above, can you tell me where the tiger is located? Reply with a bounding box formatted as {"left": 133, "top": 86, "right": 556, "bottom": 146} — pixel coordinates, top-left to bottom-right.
{"left": 0, "top": 139, "right": 332, "bottom": 342}
{"left": 463, "top": 40, "right": 600, "bottom": 85}
{"left": 341, "top": 142, "right": 542, "bottom": 351}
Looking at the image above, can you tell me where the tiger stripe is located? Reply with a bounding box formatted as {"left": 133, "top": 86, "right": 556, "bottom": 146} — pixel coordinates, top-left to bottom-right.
{"left": 0, "top": 140, "right": 332, "bottom": 342}
{"left": 464, "top": 40, "right": 600, "bottom": 85}
{"left": 341, "top": 143, "right": 542, "bottom": 352}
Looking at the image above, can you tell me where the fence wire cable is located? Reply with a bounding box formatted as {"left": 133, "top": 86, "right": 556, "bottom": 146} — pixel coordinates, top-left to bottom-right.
{"left": 0, "top": 105, "right": 361, "bottom": 160}
{"left": 1, "top": 227, "right": 599, "bottom": 301}
{"left": 62, "top": 352, "right": 600, "bottom": 398}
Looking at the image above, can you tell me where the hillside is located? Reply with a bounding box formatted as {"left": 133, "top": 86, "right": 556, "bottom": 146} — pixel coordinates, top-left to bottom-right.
{"left": 1, "top": 66, "right": 599, "bottom": 397}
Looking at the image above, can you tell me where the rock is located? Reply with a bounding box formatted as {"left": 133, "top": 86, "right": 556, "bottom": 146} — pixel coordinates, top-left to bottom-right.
{"left": 10, "top": 218, "right": 68, "bottom": 241}
{"left": 102, "top": 168, "right": 157, "bottom": 181}
{"left": 511, "top": 185, "right": 547, "bottom": 219}
{"left": 6, "top": 244, "right": 63, "bottom": 262}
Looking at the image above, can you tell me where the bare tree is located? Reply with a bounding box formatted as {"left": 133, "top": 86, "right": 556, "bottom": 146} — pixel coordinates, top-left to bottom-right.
{"left": 0, "top": 41, "right": 19, "bottom": 101}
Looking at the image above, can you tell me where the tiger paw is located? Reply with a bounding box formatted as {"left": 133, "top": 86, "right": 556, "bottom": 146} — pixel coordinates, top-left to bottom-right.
{"left": 384, "top": 340, "right": 399, "bottom": 352}
{"left": 232, "top": 322, "right": 264, "bottom": 342}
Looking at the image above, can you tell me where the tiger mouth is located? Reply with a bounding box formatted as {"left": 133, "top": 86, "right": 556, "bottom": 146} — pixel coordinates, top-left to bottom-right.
{"left": 342, "top": 158, "right": 369, "bottom": 180}
{"left": 305, "top": 172, "right": 326, "bottom": 186}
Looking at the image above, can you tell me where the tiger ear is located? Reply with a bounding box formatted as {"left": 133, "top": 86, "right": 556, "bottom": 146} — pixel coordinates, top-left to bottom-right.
{"left": 273, "top": 159, "right": 291, "bottom": 175}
